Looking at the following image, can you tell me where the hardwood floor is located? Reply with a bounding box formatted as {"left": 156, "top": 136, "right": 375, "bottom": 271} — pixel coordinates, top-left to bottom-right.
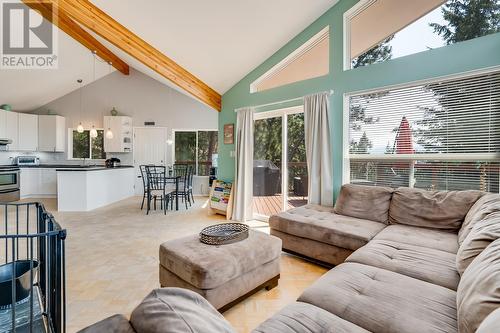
{"left": 24, "top": 197, "right": 326, "bottom": 333}
{"left": 253, "top": 195, "right": 308, "bottom": 216}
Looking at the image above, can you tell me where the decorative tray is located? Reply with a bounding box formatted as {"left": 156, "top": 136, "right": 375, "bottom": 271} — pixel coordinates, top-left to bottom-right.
{"left": 200, "top": 223, "right": 249, "bottom": 245}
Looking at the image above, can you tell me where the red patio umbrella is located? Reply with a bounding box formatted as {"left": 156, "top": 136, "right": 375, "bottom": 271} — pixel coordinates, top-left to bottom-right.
{"left": 395, "top": 116, "right": 414, "bottom": 154}
{"left": 394, "top": 116, "right": 416, "bottom": 187}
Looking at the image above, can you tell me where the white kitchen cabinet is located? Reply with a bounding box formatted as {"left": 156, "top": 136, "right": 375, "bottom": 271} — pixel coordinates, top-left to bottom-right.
{"left": 18, "top": 113, "right": 38, "bottom": 151}
{"left": 38, "top": 115, "right": 66, "bottom": 152}
{"left": 104, "top": 116, "right": 132, "bottom": 153}
{"left": 20, "top": 168, "right": 57, "bottom": 198}
{"left": 0, "top": 110, "right": 19, "bottom": 150}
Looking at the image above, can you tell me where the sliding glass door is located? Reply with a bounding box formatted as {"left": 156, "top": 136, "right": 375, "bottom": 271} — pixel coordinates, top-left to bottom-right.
{"left": 253, "top": 106, "right": 307, "bottom": 220}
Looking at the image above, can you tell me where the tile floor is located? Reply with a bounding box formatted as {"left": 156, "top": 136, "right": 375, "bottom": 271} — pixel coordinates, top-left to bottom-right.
{"left": 17, "top": 197, "right": 327, "bottom": 332}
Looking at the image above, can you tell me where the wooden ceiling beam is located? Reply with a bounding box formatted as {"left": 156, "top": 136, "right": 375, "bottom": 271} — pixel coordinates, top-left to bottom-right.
{"left": 41, "top": 0, "right": 222, "bottom": 111}
{"left": 23, "top": 1, "right": 129, "bottom": 75}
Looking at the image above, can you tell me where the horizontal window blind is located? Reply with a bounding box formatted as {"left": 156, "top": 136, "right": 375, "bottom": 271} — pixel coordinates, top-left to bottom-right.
{"left": 348, "top": 70, "right": 500, "bottom": 192}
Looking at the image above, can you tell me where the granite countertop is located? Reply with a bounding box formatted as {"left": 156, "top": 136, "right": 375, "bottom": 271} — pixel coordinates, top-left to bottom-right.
{"left": 55, "top": 165, "right": 134, "bottom": 172}
{"left": 18, "top": 164, "right": 133, "bottom": 171}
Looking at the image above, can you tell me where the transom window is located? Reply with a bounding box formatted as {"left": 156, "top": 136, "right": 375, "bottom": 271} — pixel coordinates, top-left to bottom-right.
{"left": 345, "top": 70, "right": 500, "bottom": 192}
{"left": 251, "top": 26, "right": 329, "bottom": 93}
{"left": 344, "top": 0, "right": 500, "bottom": 70}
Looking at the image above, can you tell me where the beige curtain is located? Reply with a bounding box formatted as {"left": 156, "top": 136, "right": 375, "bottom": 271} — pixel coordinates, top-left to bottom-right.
{"left": 304, "top": 92, "right": 333, "bottom": 206}
{"left": 232, "top": 108, "right": 254, "bottom": 221}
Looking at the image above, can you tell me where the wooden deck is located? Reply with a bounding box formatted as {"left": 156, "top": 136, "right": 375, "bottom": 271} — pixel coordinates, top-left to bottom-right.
{"left": 253, "top": 195, "right": 307, "bottom": 217}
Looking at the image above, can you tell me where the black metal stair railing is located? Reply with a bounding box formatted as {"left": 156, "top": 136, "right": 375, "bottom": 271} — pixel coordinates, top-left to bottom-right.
{"left": 0, "top": 202, "right": 66, "bottom": 333}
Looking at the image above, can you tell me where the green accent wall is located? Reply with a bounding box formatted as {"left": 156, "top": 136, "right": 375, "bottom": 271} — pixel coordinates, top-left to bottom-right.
{"left": 218, "top": 0, "right": 500, "bottom": 200}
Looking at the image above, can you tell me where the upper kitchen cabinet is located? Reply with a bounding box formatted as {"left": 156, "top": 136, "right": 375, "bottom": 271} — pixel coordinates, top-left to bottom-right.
{"left": 38, "top": 115, "right": 66, "bottom": 152}
{"left": 0, "top": 110, "right": 19, "bottom": 150}
{"left": 18, "top": 113, "right": 39, "bottom": 151}
{"left": 104, "top": 116, "right": 132, "bottom": 153}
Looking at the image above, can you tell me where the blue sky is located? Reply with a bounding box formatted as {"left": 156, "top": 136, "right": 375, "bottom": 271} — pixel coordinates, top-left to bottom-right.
{"left": 390, "top": 6, "right": 447, "bottom": 59}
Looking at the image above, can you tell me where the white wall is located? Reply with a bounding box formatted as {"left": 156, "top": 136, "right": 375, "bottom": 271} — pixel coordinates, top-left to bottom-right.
{"left": 0, "top": 68, "right": 218, "bottom": 166}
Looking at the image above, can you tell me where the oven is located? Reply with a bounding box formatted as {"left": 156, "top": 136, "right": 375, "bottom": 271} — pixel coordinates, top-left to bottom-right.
{"left": 0, "top": 166, "right": 20, "bottom": 202}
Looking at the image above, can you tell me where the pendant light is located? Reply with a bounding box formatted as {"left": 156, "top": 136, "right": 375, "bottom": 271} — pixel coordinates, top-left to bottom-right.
{"left": 89, "top": 51, "right": 98, "bottom": 138}
{"left": 106, "top": 127, "right": 114, "bottom": 139}
{"left": 77, "top": 79, "right": 84, "bottom": 133}
{"left": 105, "top": 60, "right": 114, "bottom": 139}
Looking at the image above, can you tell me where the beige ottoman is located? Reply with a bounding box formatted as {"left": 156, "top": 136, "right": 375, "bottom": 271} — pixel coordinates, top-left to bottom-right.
{"left": 159, "top": 230, "right": 282, "bottom": 312}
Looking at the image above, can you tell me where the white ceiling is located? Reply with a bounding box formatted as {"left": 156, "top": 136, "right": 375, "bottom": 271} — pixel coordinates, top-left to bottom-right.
{"left": 91, "top": 0, "right": 337, "bottom": 93}
{"left": 0, "top": 0, "right": 337, "bottom": 111}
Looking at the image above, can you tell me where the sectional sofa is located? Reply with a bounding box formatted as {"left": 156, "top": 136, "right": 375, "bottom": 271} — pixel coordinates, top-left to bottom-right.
{"left": 80, "top": 185, "right": 500, "bottom": 333}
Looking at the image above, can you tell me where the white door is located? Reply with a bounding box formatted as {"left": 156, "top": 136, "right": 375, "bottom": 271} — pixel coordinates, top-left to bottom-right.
{"left": 133, "top": 127, "right": 168, "bottom": 195}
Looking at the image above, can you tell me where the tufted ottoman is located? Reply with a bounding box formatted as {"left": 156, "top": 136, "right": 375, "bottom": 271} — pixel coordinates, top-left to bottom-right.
{"left": 159, "top": 229, "right": 282, "bottom": 312}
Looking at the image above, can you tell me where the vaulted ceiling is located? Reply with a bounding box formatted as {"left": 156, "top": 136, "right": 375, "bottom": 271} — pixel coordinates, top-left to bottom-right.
{"left": 0, "top": 0, "right": 337, "bottom": 111}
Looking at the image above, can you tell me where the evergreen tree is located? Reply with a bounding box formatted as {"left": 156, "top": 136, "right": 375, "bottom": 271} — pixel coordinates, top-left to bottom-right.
{"left": 430, "top": 0, "right": 500, "bottom": 44}
{"left": 352, "top": 35, "right": 394, "bottom": 68}
{"left": 351, "top": 132, "right": 373, "bottom": 154}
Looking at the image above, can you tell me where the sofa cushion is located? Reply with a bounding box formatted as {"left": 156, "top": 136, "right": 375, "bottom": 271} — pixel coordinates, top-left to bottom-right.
{"left": 159, "top": 230, "right": 281, "bottom": 289}
{"left": 345, "top": 239, "right": 460, "bottom": 290}
{"left": 459, "top": 193, "right": 500, "bottom": 245}
{"left": 130, "top": 288, "right": 235, "bottom": 333}
{"left": 457, "top": 211, "right": 500, "bottom": 275}
{"left": 457, "top": 238, "right": 500, "bottom": 333}
{"left": 334, "top": 184, "right": 393, "bottom": 224}
{"left": 269, "top": 204, "right": 386, "bottom": 251}
{"left": 477, "top": 308, "right": 500, "bottom": 333}
{"left": 298, "top": 263, "right": 457, "bottom": 333}
{"left": 389, "top": 187, "right": 483, "bottom": 231}
{"left": 252, "top": 302, "right": 370, "bottom": 333}
{"left": 373, "top": 224, "right": 459, "bottom": 253}
{"left": 77, "top": 314, "right": 136, "bottom": 333}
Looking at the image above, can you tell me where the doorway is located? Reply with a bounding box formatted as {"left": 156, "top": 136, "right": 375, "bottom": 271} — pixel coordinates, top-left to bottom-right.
{"left": 133, "top": 127, "right": 168, "bottom": 195}
{"left": 253, "top": 106, "right": 308, "bottom": 220}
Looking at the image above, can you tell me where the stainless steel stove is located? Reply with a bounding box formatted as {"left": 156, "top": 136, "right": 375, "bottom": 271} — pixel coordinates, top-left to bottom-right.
{"left": 0, "top": 165, "right": 20, "bottom": 202}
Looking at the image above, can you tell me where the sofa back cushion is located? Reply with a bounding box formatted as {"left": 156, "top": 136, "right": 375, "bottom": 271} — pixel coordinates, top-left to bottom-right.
{"left": 457, "top": 211, "right": 500, "bottom": 275}
{"left": 459, "top": 193, "right": 500, "bottom": 245}
{"left": 334, "top": 184, "right": 393, "bottom": 224}
{"left": 130, "top": 288, "right": 236, "bottom": 333}
{"left": 457, "top": 238, "right": 500, "bottom": 333}
{"left": 389, "top": 187, "right": 484, "bottom": 231}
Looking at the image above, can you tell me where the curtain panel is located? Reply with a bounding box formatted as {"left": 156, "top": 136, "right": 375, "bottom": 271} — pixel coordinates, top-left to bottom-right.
{"left": 232, "top": 108, "right": 254, "bottom": 221}
{"left": 304, "top": 92, "right": 333, "bottom": 206}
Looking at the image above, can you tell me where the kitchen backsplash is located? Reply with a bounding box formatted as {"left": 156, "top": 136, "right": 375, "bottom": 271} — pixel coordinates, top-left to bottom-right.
{"left": 0, "top": 151, "right": 122, "bottom": 165}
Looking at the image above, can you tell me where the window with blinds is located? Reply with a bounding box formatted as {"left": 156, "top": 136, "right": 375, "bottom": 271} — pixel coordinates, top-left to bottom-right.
{"left": 347, "top": 70, "right": 500, "bottom": 192}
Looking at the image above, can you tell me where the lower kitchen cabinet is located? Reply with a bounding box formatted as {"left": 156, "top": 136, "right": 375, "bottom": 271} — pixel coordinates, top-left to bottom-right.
{"left": 20, "top": 168, "right": 57, "bottom": 198}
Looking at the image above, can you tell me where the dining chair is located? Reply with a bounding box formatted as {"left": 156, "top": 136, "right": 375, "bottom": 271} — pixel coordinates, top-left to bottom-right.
{"left": 169, "top": 165, "right": 193, "bottom": 210}
{"left": 139, "top": 165, "right": 149, "bottom": 210}
{"left": 145, "top": 165, "right": 170, "bottom": 215}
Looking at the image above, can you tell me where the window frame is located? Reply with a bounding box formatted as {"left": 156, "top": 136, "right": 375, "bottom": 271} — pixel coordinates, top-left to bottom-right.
{"left": 343, "top": 0, "right": 376, "bottom": 71}
{"left": 342, "top": 66, "right": 500, "bottom": 185}
{"left": 171, "top": 128, "right": 218, "bottom": 176}
{"left": 67, "top": 128, "right": 106, "bottom": 161}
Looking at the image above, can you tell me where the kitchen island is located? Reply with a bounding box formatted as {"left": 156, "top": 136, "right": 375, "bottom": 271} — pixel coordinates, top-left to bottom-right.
{"left": 56, "top": 166, "right": 134, "bottom": 212}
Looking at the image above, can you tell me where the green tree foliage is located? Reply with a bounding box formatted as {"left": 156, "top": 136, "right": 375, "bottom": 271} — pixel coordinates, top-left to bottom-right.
{"left": 351, "top": 35, "right": 394, "bottom": 68}
{"left": 350, "top": 132, "right": 373, "bottom": 154}
{"left": 175, "top": 131, "right": 196, "bottom": 164}
{"left": 73, "top": 130, "right": 90, "bottom": 159}
{"left": 254, "top": 117, "right": 282, "bottom": 163}
{"left": 197, "top": 131, "right": 218, "bottom": 175}
{"left": 430, "top": 0, "right": 500, "bottom": 44}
